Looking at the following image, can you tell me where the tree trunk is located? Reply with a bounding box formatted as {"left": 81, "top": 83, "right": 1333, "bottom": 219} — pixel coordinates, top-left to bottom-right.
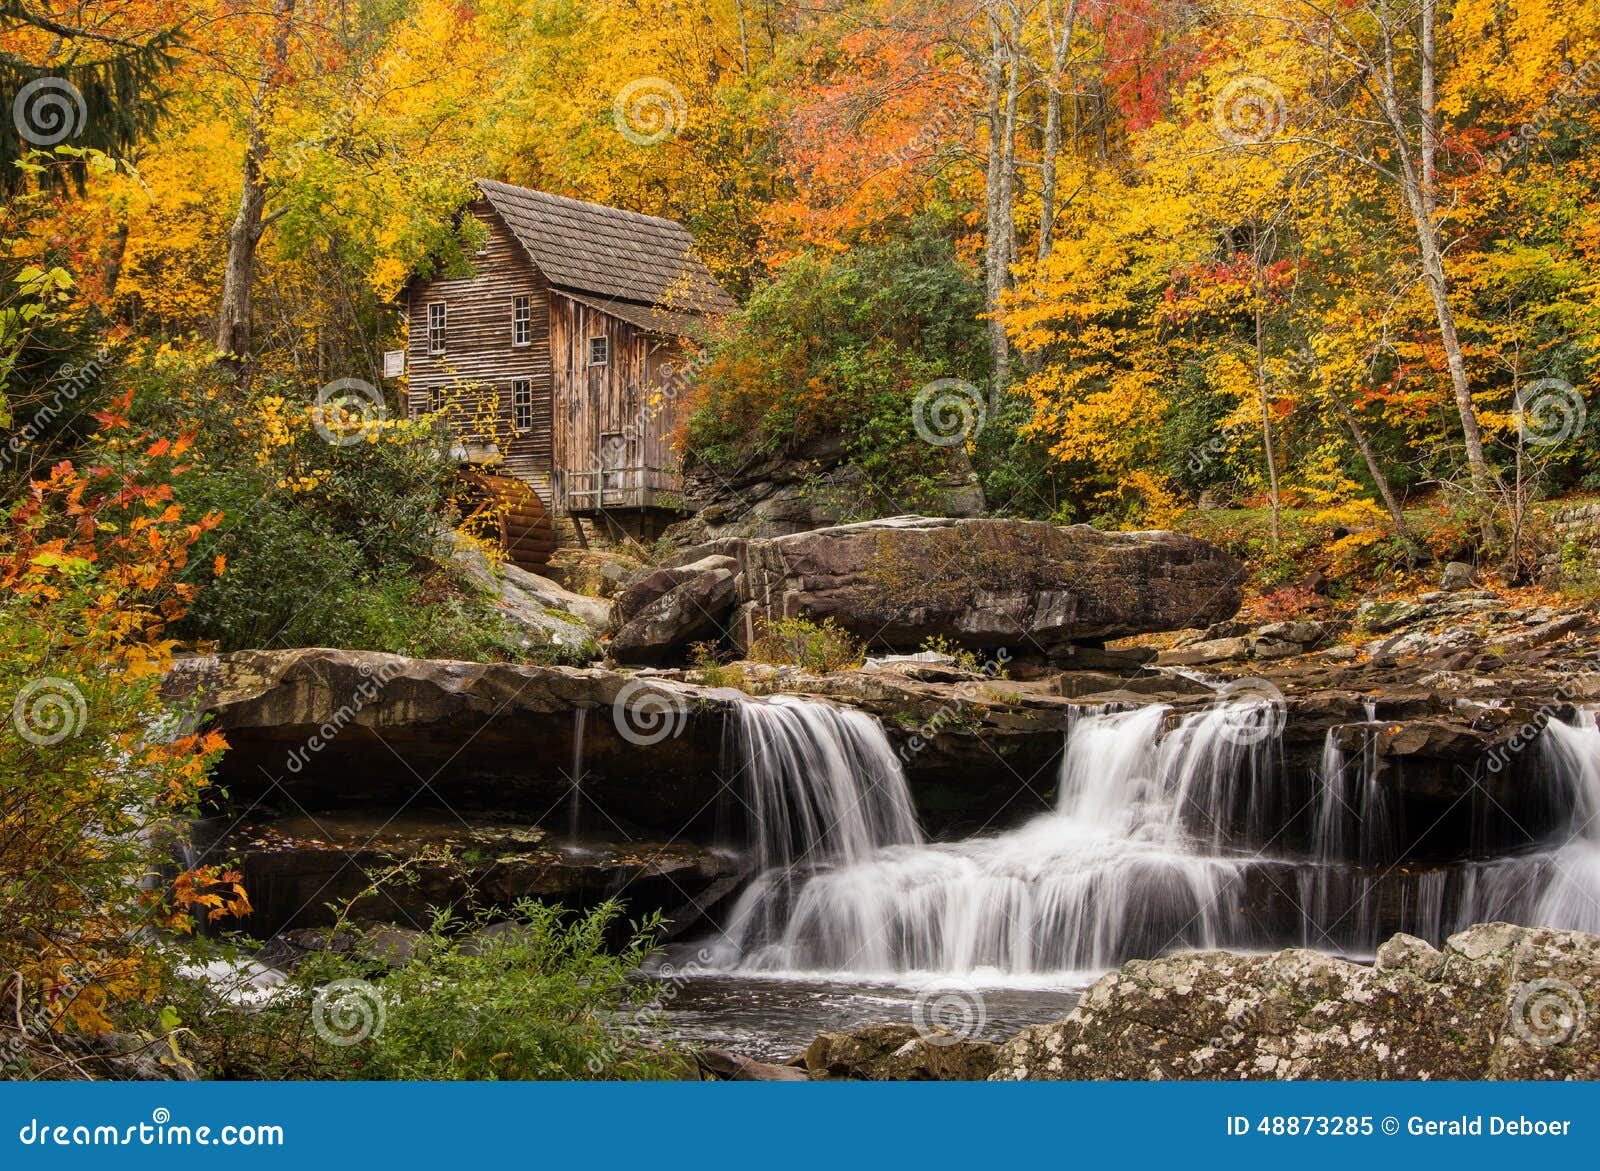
{"left": 982, "top": 12, "right": 1008, "bottom": 386}
{"left": 215, "top": 0, "right": 295, "bottom": 383}
{"left": 1373, "top": 4, "right": 1495, "bottom": 537}
{"left": 981, "top": 8, "right": 1016, "bottom": 390}
{"left": 1253, "top": 271, "right": 1281, "bottom": 550}
{"left": 1036, "top": 0, "right": 1079, "bottom": 264}
{"left": 1330, "top": 384, "right": 1409, "bottom": 532}
{"left": 1419, "top": 0, "right": 1437, "bottom": 213}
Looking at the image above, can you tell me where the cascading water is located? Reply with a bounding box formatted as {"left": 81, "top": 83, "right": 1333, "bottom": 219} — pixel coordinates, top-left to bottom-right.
{"left": 1530, "top": 708, "right": 1600, "bottom": 934}
{"left": 713, "top": 701, "right": 1274, "bottom": 976}
{"left": 567, "top": 707, "right": 588, "bottom": 845}
{"left": 709, "top": 696, "right": 923, "bottom": 959}
{"left": 706, "top": 695, "right": 1600, "bottom": 980}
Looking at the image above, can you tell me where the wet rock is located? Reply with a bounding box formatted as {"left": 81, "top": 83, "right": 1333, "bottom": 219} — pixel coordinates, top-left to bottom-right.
{"left": 1051, "top": 645, "right": 1160, "bottom": 672}
{"left": 990, "top": 923, "right": 1600, "bottom": 1080}
{"left": 1486, "top": 613, "right": 1588, "bottom": 653}
{"left": 1257, "top": 620, "right": 1328, "bottom": 645}
{"left": 1055, "top": 671, "right": 1215, "bottom": 699}
{"left": 1159, "top": 621, "right": 1328, "bottom": 667}
{"left": 696, "top": 1048, "right": 810, "bottom": 1081}
{"left": 1251, "top": 638, "right": 1303, "bottom": 661}
{"left": 1358, "top": 599, "right": 1425, "bottom": 633}
{"left": 613, "top": 555, "right": 739, "bottom": 620}
{"left": 796, "top": 1023, "right": 998, "bottom": 1081}
{"left": 166, "top": 649, "right": 755, "bottom": 840}
{"left": 1367, "top": 625, "right": 1481, "bottom": 665}
{"left": 209, "top": 809, "right": 738, "bottom": 937}
{"left": 362, "top": 925, "right": 425, "bottom": 968}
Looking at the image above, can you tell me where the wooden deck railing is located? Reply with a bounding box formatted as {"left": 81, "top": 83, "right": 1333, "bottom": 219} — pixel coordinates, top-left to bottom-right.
{"left": 558, "top": 466, "right": 681, "bottom": 513}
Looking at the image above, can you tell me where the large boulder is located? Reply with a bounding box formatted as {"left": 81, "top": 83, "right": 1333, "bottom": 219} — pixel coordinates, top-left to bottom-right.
{"left": 447, "top": 529, "right": 610, "bottom": 655}
{"left": 610, "top": 516, "right": 1245, "bottom": 666}
{"left": 990, "top": 923, "right": 1600, "bottom": 1080}
{"left": 609, "top": 556, "right": 740, "bottom": 665}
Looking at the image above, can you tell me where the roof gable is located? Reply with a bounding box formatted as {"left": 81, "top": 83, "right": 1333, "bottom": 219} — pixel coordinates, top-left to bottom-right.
{"left": 475, "top": 179, "right": 734, "bottom": 317}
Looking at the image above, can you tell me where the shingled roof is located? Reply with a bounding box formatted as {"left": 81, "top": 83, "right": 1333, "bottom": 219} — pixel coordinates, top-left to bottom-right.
{"left": 476, "top": 179, "right": 734, "bottom": 320}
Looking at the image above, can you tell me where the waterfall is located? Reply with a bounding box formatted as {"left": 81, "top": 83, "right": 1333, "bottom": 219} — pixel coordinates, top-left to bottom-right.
{"left": 567, "top": 707, "right": 588, "bottom": 844}
{"left": 709, "top": 696, "right": 923, "bottom": 962}
{"left": 728, "top": 694, "right": 923, "bottom": 874}
{"left": 713, "top": 701, "right": 1260, "bottom": 976}
{"left": 1531, "top": 709, "right": 1600, "bottom": 933}
{"left": 705, "top": 698, "right": 1600, "bottom": 980}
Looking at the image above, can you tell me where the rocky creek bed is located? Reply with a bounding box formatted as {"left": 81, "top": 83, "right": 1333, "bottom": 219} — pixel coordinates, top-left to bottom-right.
{"left": 158, "top": 516, "right": 1600, "bottom": 1080}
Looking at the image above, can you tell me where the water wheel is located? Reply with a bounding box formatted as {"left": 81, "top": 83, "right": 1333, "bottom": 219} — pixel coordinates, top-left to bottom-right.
{"left": 453, "top": 469, "right": 554, "bottom": 575}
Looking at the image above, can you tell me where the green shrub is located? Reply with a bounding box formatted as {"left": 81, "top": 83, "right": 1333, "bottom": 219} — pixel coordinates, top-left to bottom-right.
{"left": 161, "top": 900, "right": 678, "bottom": 1081}
{"left": 120, "top": 351, "right": 535, "bottom": 661}
{"left": 683, "top": 215, "right": 991, "bottom": 510}
{"left": 749, "top": 615, "right": 864, "bottom": 675}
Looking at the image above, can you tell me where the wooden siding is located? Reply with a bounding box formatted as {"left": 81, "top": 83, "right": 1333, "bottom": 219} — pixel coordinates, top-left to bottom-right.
{"left": 405, "top": 201, "right": 554, "bottom": 502}
{"left": 549, "top": 293, "right": 691, "bottom": 514}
